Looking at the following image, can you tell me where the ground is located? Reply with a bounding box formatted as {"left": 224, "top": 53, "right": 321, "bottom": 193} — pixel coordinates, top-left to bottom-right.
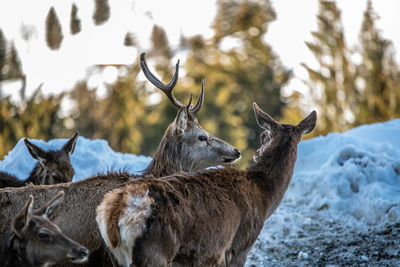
{"left": 247, "top": 211, "right": 400, "bottom": 267}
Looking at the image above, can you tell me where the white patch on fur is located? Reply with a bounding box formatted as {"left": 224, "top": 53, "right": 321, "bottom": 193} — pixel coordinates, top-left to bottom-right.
{"left": 97, "top": 190, "right": 153, "bottom": 267}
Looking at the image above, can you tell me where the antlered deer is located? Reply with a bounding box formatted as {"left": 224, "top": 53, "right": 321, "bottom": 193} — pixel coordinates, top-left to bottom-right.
{"left": 140, "top": 53, "right": 240, "bottom": 177}
{"left": 0, "top": 191, "right": 89, "bottom": 266}
{"left": 0, "top": 53, "right": 240, "bottom": 266}
{"left": 96, "top": 103, "right": 317, "bottom": 267}
{"left": 0, "top": 132, "right": 78, "bottom": 188}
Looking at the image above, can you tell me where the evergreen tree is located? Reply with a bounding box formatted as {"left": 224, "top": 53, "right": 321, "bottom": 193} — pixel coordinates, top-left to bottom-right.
{"left": 356, "top": 0, "right": 400, "bottom": 123}
{"left": 70, "top": 3, "right": 82, "bottom": 35}
{"left": 0, "top": 28, "right": 6, "bottom": 82}
{"left": 150, "top": 25, "right": 171, "bottom": 58}
{"left": 0, "top": 86, "right": 67, "bottom": 158}
{"left": 184, "top": 0, "right": 290, "bottom": 166}
{"left": 45, "top": 7, "right": 63, "bottom": 50}
{"left": 4, "top": 43, "right": 23, "bottom": 80}
{"left": 93, "top": 0, "right": 110, "bottom": 26}
{"left": 123, "top": 32, "right": 135, "bottom": 47}
{"left": 301, "top": 0, "right": 356, "bottom": 134}
{"left": 69, "top": 64, "right": 151, "bottom": 155}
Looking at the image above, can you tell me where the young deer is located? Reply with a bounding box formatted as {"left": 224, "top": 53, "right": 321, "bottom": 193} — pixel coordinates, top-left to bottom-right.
{"left": 0, "top": 191, "right": 89, "bottom": 266}
{"left": 0, "top": 54, "right": 240, "bottom": 267}
{"left": 0, "top": 132, "right": 78, "bottom": 188}
{"left": 96, "top": 103, "right": 317, "bottom": 267}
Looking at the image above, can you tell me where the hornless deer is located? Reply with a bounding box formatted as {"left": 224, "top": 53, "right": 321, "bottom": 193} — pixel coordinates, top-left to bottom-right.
{"left": 0, "top": 191, "right": 89, "bottom": 266}
{"left": 0, "top": 132, "right": 78, "bottom": 188}
{"left": 96, "top": 103, "right": 317, "bottom": 267}
{"left": 0, "top": 54, "right": 240, "bottom": 267}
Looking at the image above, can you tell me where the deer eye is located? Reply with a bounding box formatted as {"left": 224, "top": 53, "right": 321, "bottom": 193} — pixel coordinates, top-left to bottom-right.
{"left": 38, "top": 232, "right": 50, "bottom": 240}
{"left": 198, "top": 135, "right": 207, "bottom": 142}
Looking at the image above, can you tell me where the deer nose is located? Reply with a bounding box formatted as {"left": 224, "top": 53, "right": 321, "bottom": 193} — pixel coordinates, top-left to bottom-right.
{"left": 234, "top": 148, "right": 241, "bottom": 158}
{"left": 79, "top": 248, "right": 89, "bottom": 258}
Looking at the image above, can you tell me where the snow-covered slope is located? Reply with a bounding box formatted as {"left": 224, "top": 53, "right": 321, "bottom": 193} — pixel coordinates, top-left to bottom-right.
{"left": 1, "top": 119, "right": 400, "bottom": 265}
{"left": 0, "top": 136, "right": 152, "bottom": 181}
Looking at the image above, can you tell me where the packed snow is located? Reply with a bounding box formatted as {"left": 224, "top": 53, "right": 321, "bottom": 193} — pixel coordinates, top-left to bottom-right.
{"left": 0, "top": 136, "right": 152, "bottom": 180}
{"left": 1, "top": 119, "right": 400, "bottom": 266}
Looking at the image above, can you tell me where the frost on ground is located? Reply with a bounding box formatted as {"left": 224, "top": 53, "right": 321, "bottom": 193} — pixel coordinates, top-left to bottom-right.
{"left": 1, "top": 120, "right": 400, "bottom": 266}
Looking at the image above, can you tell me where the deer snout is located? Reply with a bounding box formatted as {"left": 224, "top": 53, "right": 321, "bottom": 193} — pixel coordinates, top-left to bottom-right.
{"left": 67, "top": 246, "right": 89, "bottom": 263}
{"left": 223, "top": 148, "right": 241, "bottom": 164}
{"left": 234, "top": 148, "right": 241, "bottom": 158}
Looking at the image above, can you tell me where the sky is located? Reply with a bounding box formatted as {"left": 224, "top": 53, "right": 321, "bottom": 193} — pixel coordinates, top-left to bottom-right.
{"left": 0, "top": 0, "right": 399, "bottom": 103}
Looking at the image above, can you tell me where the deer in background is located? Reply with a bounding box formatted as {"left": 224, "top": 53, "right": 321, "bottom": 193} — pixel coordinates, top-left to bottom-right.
{"left": 0, "top": 53, "right": 240, "bottom": 267}
{"left": 96, "top": 103, "right": 317, "bottom": 267}
{"left": 0, "top": 132, "right": 78, "bottom": 188}
{"left": 140, "top": 52, "right": 241, "bottom": 177}
{"left": 0, "top": 191, "right": 89, "bottom": 266}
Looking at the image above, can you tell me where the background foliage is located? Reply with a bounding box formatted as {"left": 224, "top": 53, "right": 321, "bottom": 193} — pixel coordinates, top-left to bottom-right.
{"left": 0, "top": 0, "right": 399, "bottom": 167}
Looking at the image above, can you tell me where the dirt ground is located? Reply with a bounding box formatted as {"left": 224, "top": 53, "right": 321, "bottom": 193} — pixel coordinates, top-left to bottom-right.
{"left": 246, "top": 216, "right": 400, "bottom": 267}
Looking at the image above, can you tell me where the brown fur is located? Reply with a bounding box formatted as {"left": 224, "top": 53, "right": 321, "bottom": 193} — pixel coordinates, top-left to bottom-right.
{"left": 0, "top": 192, "right": 89, "bottom": 267}
{"left": 0, "top": 172, "right": 134, "bottom": 267}
{"left": 97, "top": 105, "right": 317, "bottom": 266}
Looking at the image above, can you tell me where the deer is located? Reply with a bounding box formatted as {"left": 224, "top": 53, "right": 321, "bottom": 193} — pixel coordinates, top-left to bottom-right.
{"left": 0, "top": 191, "right": 89, "bottom": 266}
{"left": 0, "top": 53, "right": 240, "bottom": 267}
{"left": 139, "top": 52, "right": 241, "bottom": 177}
{"left": 96, "top": 103, "right": 317, "bottom": 267}
{"left": 0, "top": 132, "right": 78, "bottom": 188}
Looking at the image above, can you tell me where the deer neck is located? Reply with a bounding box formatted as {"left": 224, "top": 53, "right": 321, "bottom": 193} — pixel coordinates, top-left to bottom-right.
{"left": 143, "top": 126, "right": 185, "bottom": 178}
{"left": 25, "top": 164, "right": 47, "bottom": 185}
{"left": 248, "top": 135, "right": 298, "bottom": 219}
{"left": 2, "top": 234, "right": 36, "bottom": 267}
{"left": 143, "top": 147, "right": 184, "bottom": 178}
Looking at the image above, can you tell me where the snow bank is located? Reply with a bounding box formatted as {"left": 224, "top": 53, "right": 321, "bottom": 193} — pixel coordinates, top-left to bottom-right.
{"left": 290, "top": 119, "right": 400, "bottom": 225}
{"left": 0, "top": 136, "right": 152, "bottom": 181}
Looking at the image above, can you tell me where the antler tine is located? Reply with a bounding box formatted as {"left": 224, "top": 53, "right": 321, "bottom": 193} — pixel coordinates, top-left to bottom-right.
{"left": 140, "top": 53, "right": 185, "bottom": 109}
{"left": 190, "top": 78, "right": 205, "bottom": 115}
{"left": 186, "top": 93, "right": 193, "bottom": 109}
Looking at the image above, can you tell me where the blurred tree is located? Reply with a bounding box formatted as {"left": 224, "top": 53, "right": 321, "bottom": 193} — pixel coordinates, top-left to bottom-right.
{"left": 123, "top": 32, "right": 136, "bottom": 47}
{"left": 150, "top": 25, "right": 171, "bottom": 58}
{"left": 0, "top": 29, "right": 6, "bottom": 82}
{"left": 184, "top": 0, "right": 291, "bottom": 166}
{"left": 93, "top": 0, "right": 110, "bottom": 26}
{"left": 70, "top": 3, "right": 82, "bottom": 35}
{"left": 300, "top": 0, "right": 357, "bottom": 135}
{"left": 0, "top": 86, "right": 67, "bottom": 158}
{"left": 20, "top": 24, "right": 37, "bottom": 43}
{"left": 69, "top": 65, "right": 151, "bottom": 155}
{"left": 45, "top": 7, "right": 63, "bottom": 50}
{"left": 3, "top": 43, "right": 24, "bottom": 81}
{"left": 356, "top": 0, "right": 400, "bottom": 123}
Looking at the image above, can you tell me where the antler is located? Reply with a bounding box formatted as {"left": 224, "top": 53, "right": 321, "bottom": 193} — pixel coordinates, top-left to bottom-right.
{"left": 140, "top": 53, "right": 204, "bottom": 114}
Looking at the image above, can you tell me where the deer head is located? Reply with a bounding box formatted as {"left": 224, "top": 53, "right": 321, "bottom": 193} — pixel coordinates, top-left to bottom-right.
{"left": 140, "top": 53, "right": 241, "bottom": 175}
{"left": 11, "top": 191, "right": 89, "bottom": 265}
{"left": 252, "top": 103, "right": 316, "bottom": 163}
{"left": 24, "top": 132, "right": 78, "bottom": 184}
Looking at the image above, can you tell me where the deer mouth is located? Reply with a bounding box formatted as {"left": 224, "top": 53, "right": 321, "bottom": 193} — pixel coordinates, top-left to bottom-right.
{"left": 67, "top": 254, "right": 89, "bottom": 264}
{"left": 223, "top": 157, "right": 240, "bottom": 164}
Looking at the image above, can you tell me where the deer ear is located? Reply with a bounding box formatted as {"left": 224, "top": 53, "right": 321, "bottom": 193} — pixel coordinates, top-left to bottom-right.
{"left": 173, "top": 107, "right": 189, "bottom": 136}
{"left": 24, "top": 139, "right": 47, "bottom": 164}
{"left": 297, "top": 111, "right": 317, "bottom": 136}
{"left": 13, "top": 195, "right": 34, "bottom": 236}
{"left": 35, "top": 191, "right": 65, "bottom": 220}
{"left": 253, "top": 103, "right": 279, "bottom": 133}
{"left": 62, "top": 132, "right": 78, "bottom": 156}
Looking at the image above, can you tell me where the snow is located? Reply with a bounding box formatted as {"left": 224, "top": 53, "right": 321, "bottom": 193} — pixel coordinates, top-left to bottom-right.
{"left": 0, "top": 136, "right": 152, "bottom": 181}
{"left": 1, "top": 119, "right": 400, "bottom": 265}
